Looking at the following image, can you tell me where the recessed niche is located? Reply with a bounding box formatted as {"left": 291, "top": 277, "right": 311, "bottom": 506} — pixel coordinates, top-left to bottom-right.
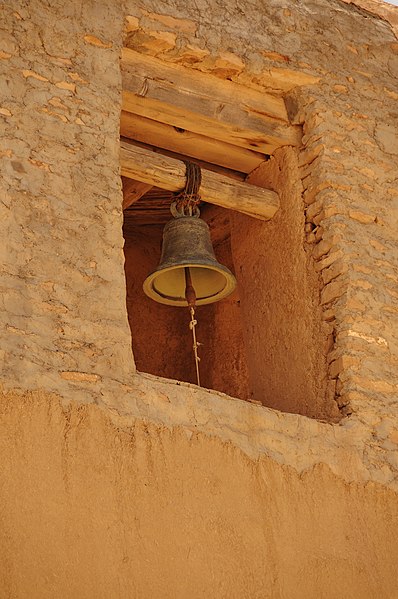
{"left": 119, "top": 40, "right": 341, "bottom": 422}
{"left": 122, "top": 168, "right": 340, "bottom": 422}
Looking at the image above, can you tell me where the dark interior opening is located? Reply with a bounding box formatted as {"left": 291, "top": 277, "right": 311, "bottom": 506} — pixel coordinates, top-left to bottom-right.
{"left": 123, "top": 195, "right": 250, "bottom": 400}
{"left": 122, "top": 162, "right": 341, "bottom": 422}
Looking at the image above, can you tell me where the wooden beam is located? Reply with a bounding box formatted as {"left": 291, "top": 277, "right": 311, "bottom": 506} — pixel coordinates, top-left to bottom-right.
{"left": 120, "top": 111, "right": 265, "bottom": 174}
{"left": 122, "top": 137, "right": 246, "bottom": 181}
{"left": 121, "top": 48, "right": 288, "bottom": 121}
{"left": 121, "top": 48, "right": 302, "bottom": 155}
{"left": 123, "top": 187, "right": 174, "bottom": 226}
{"left": 120, "top": 140, "right": 279, "bottom": 221}
{"left": 122, "top": 178, "right": 153, "bottom": 210}
{"left": 122, "top": 91, "right": 299, "bottom": 156}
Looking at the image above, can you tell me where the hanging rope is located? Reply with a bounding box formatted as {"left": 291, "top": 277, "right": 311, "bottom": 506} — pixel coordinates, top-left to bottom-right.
{"left": 184, "top": 266, "right": 201, "bottom": 386}
{"left": 189, "top": 305, "right": 201, "bottom": 386}
{"left": 170, "top": 161, "right": 203, "bottom": 385}
{"left": 170, "top": 161, "right": 202, "bottom": 218}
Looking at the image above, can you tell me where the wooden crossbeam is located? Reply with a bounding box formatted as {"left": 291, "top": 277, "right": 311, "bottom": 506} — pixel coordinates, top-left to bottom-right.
{"left": 121, "top": 48, "right": 302, "bottom": 156}
{"left": 120, "top": 111, "right": 265, "bottom": 174}
{"left": 120, "top": 140, "right": 279, "bottom": 221}
{"left": 122, "top": 178, "right": 153, "bottom": 210}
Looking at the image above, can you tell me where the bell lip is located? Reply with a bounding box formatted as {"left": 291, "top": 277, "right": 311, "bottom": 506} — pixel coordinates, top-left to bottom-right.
{"left": 143, "top": 263, "right": 237, "bottom": 307}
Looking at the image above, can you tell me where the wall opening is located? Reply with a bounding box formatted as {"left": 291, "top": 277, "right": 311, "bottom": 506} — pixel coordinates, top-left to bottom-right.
{"left": 121, "top": 155, "right": 340, "bottom": 423}
{"left": 119, "top": 46, "right": 340, "bottom": 421}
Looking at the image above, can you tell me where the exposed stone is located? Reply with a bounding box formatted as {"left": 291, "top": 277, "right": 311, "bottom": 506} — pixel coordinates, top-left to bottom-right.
{"left": 349, "top": 210, "right": 376, "bottom": 224}
{"left": 141, "top": 11, "right": 197, "bottom": 34}
{"left": 22, "top": 69, "right": 49, "bottom": 81}
{"left": 375, "top": 122, "right": 398, "bottom": 155}
{"left": 83, "top": 34, "right": 113, "bottom": 49}
{"left": 60, "top": 371, "right": 100, "bottom": 382}
{"left": 329, "top": 355, "right": 360, "bottom": 378}
{"left": 321, "top": 279, "right": 349, "bottom": 305}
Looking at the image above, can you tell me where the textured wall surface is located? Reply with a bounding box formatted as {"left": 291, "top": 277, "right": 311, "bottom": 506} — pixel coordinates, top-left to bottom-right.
{"left": 231, "top": 147, "right": 339, "bottom": 420}
{"left": 1, "top": 0, "right": 398, "bottom": 596}
{"left": 1, "top": 390, "right": 398, "bottom": 599}
{"left": 0, "top": 0, "right": 134, "bottom": 400}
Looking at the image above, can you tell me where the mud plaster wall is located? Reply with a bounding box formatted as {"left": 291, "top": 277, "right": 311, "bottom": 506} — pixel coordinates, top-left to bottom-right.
{"left": 1, "top": 391, "right": 398, "bottom": 599}
{"left": 124, "top": 225, "right": 196, "bottom": 383}
{"left": 197, "top": 234, "right": 250, "bottom": 399}
{"left": 231, "top": 147, "right": 340, "bottom": 420}
{"left": 124, "top": 219, "right": 250, "bottom": 399}
{"left": 0, "top": 1, "right": 134, "bottom": 401}
{"left": 293, "top": 83, "right": 398, "bottom": 417}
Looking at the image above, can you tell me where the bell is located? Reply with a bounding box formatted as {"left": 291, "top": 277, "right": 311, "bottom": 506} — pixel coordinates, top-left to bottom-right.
{"left": 143, "top": 216, "right": 237, "bottom": 306}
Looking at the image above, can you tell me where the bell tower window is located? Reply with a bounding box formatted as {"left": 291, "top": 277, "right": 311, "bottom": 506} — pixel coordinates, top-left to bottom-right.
{"left": 120, "top": 46, "right": 338, "bottom": 421}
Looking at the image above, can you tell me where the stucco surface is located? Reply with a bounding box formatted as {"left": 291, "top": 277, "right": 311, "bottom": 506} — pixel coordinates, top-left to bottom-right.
{"left": 1, "top": 389, "right": 398, "bottom": 599}
{"left": 231, "top": 147, "right": 340, "bottom": 420}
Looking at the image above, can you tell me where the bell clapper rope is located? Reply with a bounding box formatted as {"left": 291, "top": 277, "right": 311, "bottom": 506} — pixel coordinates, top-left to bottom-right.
{"left": 185, "top": 266, "right": 201, "bottom": 387}
{"left": 172, "top": 161, "right": 202, "bottom": 387}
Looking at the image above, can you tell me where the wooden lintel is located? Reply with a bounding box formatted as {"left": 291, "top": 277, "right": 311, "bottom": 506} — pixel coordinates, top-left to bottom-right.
{"left": 121, "top": 47, "right": 302, "bottom": 155}
{"left": 122, "top": 178, "right": 153, "bottom": 210}
{"left": 120, "top": 140, "right": 280, "bottom": 221}
{"left": 120, "top": 111, "right": 265, "bottom": 174}
{"left": 124, "top": 139, "right": 245, "bottom": 182}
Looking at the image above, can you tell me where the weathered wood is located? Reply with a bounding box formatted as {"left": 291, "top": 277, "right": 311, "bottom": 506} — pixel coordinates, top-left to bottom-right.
{"left": 122, "top": 178, "right": 153, "bottom": 210}
{"left": 120, "top": 140, "right": 280, "bottom": 221}
{"left": 122, "top": 48, "right": 287, "bottom": 120}
{"left": 123, "top": 187, "right": 174, "bottom": 226}
{"left": 120, "top": 111, "right": 265, "bottom": 174}
{"left": 121, "top": 48, "right": 302, "bottom": 155}
{"left": 121, "top": 137, "right": 246, "bottom": 182}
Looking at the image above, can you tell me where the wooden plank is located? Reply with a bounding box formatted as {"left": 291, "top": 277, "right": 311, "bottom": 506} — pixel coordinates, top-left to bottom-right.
{"left": 122, "top": 137, "right": 246, "bottom": 182}
{"left": 121, "top": 91, "right": 300, "bottom": 156}
{"left": 121, "top": 48, "right": 302, "bottom": 154}
{"left": 123, "top": 187, "right": 176, "bottom": 226}
{"left": 122, "top": 178, "right": 153, "bottom": 210}
{"left": 120, "top": 111, "right": 265, "bottom": 174}
{"left": 120, "top": 140, "right": 280, "bottom": 221}
{"left": 122, "top": 48, "right": 288, "bottom": 120}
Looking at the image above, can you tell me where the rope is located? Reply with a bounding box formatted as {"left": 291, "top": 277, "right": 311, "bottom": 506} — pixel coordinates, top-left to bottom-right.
{"left": 189, "top": 306, "right": 201, "bottom": 386}
{"left": 171, "top": 161, "right": 202, "bottom": 218}
{"left": 185, "top": 266, "right": 201, "bottom": 386}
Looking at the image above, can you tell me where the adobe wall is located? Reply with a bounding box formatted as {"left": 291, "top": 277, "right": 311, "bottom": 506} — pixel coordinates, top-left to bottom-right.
{"left": 1, "top": 0, "right": 398, "bottom": 596}
{"left": 1, "top": 0, "right": 134, "bottom": 401}
{"left": 230, "top": 146, "right": 339, "bottom": 420}
{"left": 1, "top": 390, "right": 398, "bottom": 599}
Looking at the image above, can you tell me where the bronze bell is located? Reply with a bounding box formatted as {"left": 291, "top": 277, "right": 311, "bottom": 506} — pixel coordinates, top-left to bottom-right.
{"left": 143, "top": 216, "right": 237, "bottom": 306}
